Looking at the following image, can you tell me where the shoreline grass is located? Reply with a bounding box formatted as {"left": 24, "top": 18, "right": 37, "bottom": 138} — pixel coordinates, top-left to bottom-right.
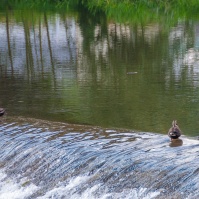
{"left": 1, "top": 0, "right": 199, "bottom": 23}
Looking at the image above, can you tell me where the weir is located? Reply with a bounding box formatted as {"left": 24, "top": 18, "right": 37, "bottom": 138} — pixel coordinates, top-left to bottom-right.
{"left": 0, "top": 117, "right": 198, "bottom": 199}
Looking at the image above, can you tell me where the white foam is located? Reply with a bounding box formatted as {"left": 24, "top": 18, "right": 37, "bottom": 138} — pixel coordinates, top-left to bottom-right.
{"left": 38, "top": 176, "right": 160, "bottom": 199}
{"left": 0, "top": 170, "right": 38, "bottom": 199}
{"left": 0, "top": 171, "right": 160, "bottom": 199}
{"left": 105, "top": 130, "right": 117, "bottom": 133}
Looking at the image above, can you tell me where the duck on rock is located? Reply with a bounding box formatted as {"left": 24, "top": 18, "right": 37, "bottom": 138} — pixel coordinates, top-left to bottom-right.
{"left": 0, "top": 108, "right": 5, "bottom": 117}
{"left": 168, "top": 120, "right": 181, "bottom": 141}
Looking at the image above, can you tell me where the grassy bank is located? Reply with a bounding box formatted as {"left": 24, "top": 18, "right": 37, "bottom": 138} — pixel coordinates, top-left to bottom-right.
{"left": 2, "top": 0, "right": 199, "bottom": 11}
{"left": 81, "top": 0, "right": 199, "bottom": 20}
{"left": 81, "top": 0, "right": 199, "bottom": 12}
{"left": 0, "top": 0, "right": 79, "bottom": 10}
{"left": 1, "top": 0, "right": 199, "bottom": 22}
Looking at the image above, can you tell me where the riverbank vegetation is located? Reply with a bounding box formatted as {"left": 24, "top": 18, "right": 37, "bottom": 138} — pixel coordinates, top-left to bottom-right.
{"left": 84, "top": 0, "right": 199, "bottom": 20}
{"left": 2, "top": 0, "right": 199, "bottom": 12}
{"left": 0, "top": 0, "right": 79, "bottom": 10}
{"left": 1, "top": 0, "right": 199, "bottom": 22}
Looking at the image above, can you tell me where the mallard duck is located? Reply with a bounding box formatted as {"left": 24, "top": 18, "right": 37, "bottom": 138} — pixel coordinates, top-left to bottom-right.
{"left": 0, "top": 108, "right": 5, "bottom": 116}
{"left": 168, "top": 120, "right": 181, "bottom": 141}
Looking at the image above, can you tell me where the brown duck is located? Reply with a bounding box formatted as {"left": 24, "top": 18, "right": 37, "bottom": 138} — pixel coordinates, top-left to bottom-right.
{"left": 0, "top": 108, "right": 5, "bottom": 117}
{"left": 168, "top": 120, "right": 181, "bottom": 141}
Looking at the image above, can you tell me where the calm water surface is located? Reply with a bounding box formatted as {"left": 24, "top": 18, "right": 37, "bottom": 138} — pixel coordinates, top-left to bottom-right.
{"left": 1, "top": 10, "right": 199, "bottom": 135}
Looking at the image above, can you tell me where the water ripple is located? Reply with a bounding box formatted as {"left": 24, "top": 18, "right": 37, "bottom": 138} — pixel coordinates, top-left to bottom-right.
{"left": 0, "top": 117, "right": 199, "bottom": 198}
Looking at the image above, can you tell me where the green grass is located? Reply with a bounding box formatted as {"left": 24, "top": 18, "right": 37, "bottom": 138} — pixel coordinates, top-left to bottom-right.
{"left": 77, "top": 0, "right": 199, "bottom": 25}
{"left": 1, "top": 0, "right": 199, "bottom": 23}
{"left": 0, "top": 0, "right": 79, "bottom": 11}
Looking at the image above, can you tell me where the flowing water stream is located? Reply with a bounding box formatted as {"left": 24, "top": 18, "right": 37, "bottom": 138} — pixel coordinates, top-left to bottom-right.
{"left": 0, "top": 117, "right": 199, "bottom": 199}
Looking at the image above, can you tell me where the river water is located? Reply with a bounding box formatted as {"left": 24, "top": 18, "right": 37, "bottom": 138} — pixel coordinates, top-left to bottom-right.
{"left": 0, "top": 117, "right": 199, "bottom": 199}
{"left": 0, "top": 9, "right": 199, "bottom": 198}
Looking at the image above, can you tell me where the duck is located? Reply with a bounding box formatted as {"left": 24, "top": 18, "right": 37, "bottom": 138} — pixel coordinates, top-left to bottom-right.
{"left": 168, "top": 120, "right": 181, "bottom": 141}
{"left": 0, "top": 108, "right": 5, "bottom": 116}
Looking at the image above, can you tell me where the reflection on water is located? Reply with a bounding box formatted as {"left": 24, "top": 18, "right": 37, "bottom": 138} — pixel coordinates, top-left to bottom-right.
{"left": 169, "top": 139, "right": 183, "bottom": 147}
{"left": 1, "top": 10, "right": 199, "bottom": 136}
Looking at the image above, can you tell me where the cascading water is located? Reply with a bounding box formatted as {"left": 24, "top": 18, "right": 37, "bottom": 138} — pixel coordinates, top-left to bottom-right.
{"left": 0, "top": 117, "right": 199, "bottom": 199}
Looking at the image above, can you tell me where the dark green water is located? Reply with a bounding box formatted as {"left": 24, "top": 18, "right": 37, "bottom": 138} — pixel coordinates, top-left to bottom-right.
{"left": 1, "top": 10, "right": 199, "bottom": 136}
